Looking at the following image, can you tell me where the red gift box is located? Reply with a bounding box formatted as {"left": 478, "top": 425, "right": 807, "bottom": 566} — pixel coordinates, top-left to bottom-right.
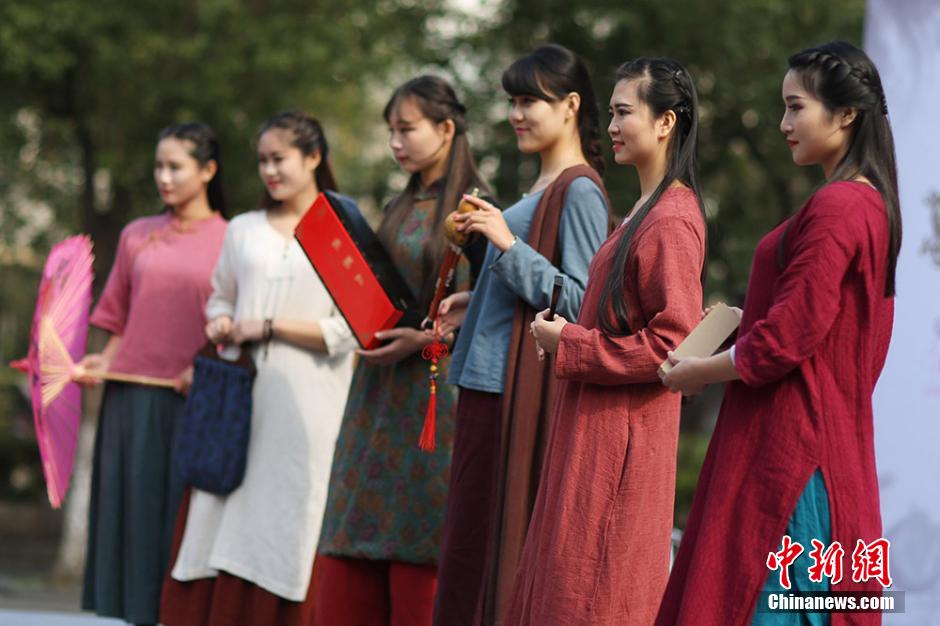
{"left": 294, "top": 191, "right": 420, "bottom": 349}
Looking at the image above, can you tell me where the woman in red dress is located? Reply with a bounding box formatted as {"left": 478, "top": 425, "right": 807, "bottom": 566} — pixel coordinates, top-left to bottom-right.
{"left": 659, "top": 41, "right": 900, "bottom": 626}
{"left": 517, "top": 57, "right": 707, "bottom": 625}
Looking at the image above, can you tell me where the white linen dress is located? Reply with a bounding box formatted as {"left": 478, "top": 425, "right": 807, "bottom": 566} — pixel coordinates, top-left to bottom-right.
{"left": 172, "top": 210, "right": 356, "bottom": 600}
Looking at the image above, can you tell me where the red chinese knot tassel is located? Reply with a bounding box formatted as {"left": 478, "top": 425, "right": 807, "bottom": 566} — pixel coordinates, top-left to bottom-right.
{"left": 419, "top": 327, "right": 449, "bottom": 452}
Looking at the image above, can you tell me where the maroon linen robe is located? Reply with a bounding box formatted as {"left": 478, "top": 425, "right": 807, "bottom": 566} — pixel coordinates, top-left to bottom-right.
{"left": 504, "top": 186, "right": 706, "bottom": 625}
{"left": 656, "top": 181, "right": 894, "bottom": 626}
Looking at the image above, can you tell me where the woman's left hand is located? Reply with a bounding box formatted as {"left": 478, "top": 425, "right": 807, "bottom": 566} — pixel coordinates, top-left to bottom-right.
{"left": 531, "top": 308, "right": 568, "bottom": 357}
{"left": 231, "top": 319, "right": 264, "bottom": 345}
{"left": 358, "top": 327, "right": 432, "bottom": 366}
{"left": 174, "top": 365, "right": 194, "bottom": 396}
{"left": 453, "top": 194, "right": 515, "bottom": 252}
{"left": 659, "top": 352, "right": 708, "bottom": 396}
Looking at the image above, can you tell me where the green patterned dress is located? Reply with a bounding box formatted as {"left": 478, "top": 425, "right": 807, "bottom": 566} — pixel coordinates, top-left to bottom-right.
{"left": 318, "top": 190, "right": 469, "bottom": 564}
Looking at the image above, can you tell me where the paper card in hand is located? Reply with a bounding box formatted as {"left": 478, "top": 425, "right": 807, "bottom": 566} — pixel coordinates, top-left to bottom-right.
{"left": 295, "top": 191, "right": 421, "bottom": 349}
{"left": 659, "top": 303, "right": 741, "bottom": 376}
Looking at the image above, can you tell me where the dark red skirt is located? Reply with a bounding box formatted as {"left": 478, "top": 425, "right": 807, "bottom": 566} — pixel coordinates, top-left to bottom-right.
{"left": 433, "top": 388, "right": 503, "bottom": 626}
{"left": 160, "top": 488, "right": 321, "bottom": 626}
{"left": 314, "top": 554, "right": 437, "bottom": 626}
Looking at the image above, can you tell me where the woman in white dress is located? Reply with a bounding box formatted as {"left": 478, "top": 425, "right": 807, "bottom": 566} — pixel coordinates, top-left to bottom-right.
{"left": 160, "top": 111, "right": 357, "bottom": 626}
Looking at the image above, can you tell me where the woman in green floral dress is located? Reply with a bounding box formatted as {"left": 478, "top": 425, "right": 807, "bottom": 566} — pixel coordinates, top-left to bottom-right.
{"left": 315, "top": 75, "right": 490, "bottom": 625}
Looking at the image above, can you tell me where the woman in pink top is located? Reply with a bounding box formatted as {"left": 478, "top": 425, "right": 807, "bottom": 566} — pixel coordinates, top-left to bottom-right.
{"left": 76, "top": 122, "right": 228, "bottom": 626}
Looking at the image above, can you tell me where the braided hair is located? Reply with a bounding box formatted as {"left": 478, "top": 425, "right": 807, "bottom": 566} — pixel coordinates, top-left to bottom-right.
{"left": 596, "top": 58, "right": 706, "bottom": 336}
{"left": 787, "top": 41, "right": 900, "bottom": 296}
{"left": 258, "top": 111, "right": 338, "bottom": 209}
{"left": 501, "top": 44, "right": 606, "bottom": 176}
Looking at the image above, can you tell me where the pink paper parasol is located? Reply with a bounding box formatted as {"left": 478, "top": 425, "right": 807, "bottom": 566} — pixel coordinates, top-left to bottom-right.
{"left": 10, "top": 235, "right": 94, "bottom": 508}
{"left": 10, "top": 236, "right": 177, "bottom": 507}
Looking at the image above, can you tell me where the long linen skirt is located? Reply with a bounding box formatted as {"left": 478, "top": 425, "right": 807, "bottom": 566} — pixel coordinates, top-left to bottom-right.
{"left": 81, "top": 382, "right": 186, "bottom": 624}
{"left": 433, "top": 388, "right": 503, "bottom": 626}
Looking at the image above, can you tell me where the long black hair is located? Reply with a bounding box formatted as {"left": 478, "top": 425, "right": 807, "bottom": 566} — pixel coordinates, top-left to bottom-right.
{"left": 597, "top": 58, "right": 706, "bottom": 336}
{"left": 257, "top": 111, "right": 338, "bottom": 208}
{"left": 501, "top": 44, "right": 606, "bottom": 176}
{"left": 158, "top": 122, "right": 227, "bottom": 217}
{"left": 377, "top": 75, "right": 491, "bottom": 311}
{"left": 787, "top": 41, "right": 901, "bottom": 297}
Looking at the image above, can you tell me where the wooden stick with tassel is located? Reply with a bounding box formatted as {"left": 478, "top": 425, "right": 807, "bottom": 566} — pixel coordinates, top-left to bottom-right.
{"left": 418, "top": 188, "right": 481, "bottom": 451}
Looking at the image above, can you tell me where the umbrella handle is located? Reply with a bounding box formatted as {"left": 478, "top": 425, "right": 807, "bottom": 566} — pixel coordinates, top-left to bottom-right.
{"left": 82, "top": 369, "right": 177, "bottom": 388}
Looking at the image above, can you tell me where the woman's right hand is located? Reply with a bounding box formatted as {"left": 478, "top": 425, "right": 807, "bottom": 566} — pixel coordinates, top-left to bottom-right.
{"left": 453, "top": 195, "right": 515, "bottom": 252}
{"left": 435, "top": 291, "right": 472, "bottom": 336}
{"left": 206, "top": 315, "right": 234, "bottom": 344}
{"left": 703, "top": 303, "right": 743, "bottom": 320}
{"left": 72, "top": 353, "right": 111, "bottom": 387}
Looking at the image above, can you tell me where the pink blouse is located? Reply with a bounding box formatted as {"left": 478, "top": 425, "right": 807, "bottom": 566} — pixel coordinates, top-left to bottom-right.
{"left": 90, "top": 212, "right": 227, "bottom": 378}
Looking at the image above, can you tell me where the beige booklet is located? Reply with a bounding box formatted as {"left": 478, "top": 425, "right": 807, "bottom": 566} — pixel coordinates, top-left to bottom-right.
{"left": 659, "top": 303, "right": 741, "bottom": 375}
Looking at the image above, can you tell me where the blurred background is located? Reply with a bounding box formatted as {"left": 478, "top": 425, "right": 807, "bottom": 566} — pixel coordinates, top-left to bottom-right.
{"left": 0, "top": 0, "right": 869, "bottom": 617}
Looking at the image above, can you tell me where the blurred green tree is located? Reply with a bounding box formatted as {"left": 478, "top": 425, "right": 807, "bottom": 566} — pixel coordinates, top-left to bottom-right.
{"left": 0, "top": 0, "right": 449, "bottom": 271}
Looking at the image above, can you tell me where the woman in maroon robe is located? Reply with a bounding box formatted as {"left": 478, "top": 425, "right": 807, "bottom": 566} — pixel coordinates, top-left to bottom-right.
{"left": 518, "top": 58, "right": 707, "bottom": 625}
{"left": 659, "top": 41, "right": 900, "bottom": 625}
